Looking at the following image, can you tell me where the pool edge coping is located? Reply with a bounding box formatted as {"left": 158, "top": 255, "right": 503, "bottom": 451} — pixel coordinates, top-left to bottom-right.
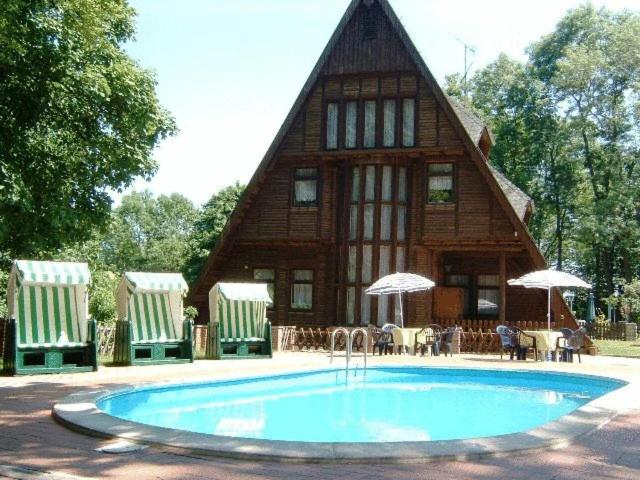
{"left": 51, "top": 366, "right": 640, "bottom": 464}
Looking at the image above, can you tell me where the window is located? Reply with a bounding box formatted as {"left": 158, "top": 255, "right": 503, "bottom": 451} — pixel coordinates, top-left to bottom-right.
{"left": 326, "top": 102, "right": 339, "bottom": 149}
{"left": 293, "top": 168, "right": 318, "bottom": 207}
{"left": 253, "top": 269, "right": 275, "bottom": 306}
{"left": 427, "top": 163, "right": 454, "bottom": 203}
{"left": 477, "top": 274, "right": 500, "bottom": 317}
{"left": 383, "top": 99, "right": 396, "bottom": 147}
{"left": 402, "top": 98, "right": 415, "bottom": 147}
{"left": 362, "top": 7, "right": 377, "bottom": 40}
{"left": 291, "top": 270, "right": 313, "bottom": 310}
{"left": 323, "top": 96, "right": 415, "bottom": 150}
{"left": 345, "top": 101, "right": 357, "bottom": 149}
{"left": 363, "top": 100, "right": 376, "bottom": 148}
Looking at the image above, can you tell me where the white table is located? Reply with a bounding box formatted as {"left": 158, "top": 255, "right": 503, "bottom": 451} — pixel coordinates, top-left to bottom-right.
{"left": 522, "top": 330, "right": 565, "bottom": 361}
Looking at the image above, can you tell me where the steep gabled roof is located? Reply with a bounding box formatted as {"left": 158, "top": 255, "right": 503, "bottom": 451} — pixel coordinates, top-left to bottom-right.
{"left": 489, "top": 165, "right": 534, "bottom": 221}
{"left": 189, "top": 0, "right": 549, "bottom": 301}
{"left": 447, "top": 98, "right": 533, "bottom": 222}
{"left": 449, "top": 98, "right": 496, "bottom": 146}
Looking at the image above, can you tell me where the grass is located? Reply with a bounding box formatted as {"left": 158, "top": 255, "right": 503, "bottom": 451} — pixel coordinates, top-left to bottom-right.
{"left": 593, "top": 339, "right": 640, "bottom": 358}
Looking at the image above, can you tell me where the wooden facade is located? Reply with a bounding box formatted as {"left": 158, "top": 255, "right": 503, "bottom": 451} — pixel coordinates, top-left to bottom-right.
{"left": 188, "top": 0, "right": 576, "bottom": 330}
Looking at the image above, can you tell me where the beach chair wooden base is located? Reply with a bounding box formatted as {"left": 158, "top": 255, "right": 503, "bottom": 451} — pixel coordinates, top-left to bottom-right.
{"left": 3, "top": 319, "right": 98, "bottom": 375}
{"left": 113, "top": 320, "right": 194, "bottom": 366}
{"left": 206, "top": 321, "right": 273, "bottom": 360}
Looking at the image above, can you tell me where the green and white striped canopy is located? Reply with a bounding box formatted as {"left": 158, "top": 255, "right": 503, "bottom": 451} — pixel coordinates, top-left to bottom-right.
{"left": 7, "top": 260, "right": 90, "bottom": 347}
{"left": 116, "top": 272, "right": 186, "bottom": 342}
{"left": 11, "top": 260, "right": 90, "bottom": 286}
{"left": 126, "top": 291, "right": 179, "bottom": 342}
{"left": 123, "top": 272, "right": 188, "bottom": 294}
{"left": 209, "top": 283, "right": 270, "bottom": 342}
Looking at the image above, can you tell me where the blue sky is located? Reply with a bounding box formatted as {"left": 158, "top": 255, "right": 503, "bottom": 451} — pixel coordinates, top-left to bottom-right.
{"left": 123, "top": 0, "right": 640, "bottom": 206}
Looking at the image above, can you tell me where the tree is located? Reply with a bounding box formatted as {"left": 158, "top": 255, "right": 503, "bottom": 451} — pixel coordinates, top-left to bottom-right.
{"left": 606, "top": 279, "right": 640, "bottom": 324}
{"left": 183, "top": 183, "right": 245, "bottom": 284}
{"left": 103, "top": 191, "right": 198, "bottom": 273}
{"left": 529, "top": 5, "right": 640, "bottom": 298}
{"left": 447, "top": 54, "right": 582, "bottom": 270}
{"left": 0, "top": 0, "right": 176, "bottom": 260}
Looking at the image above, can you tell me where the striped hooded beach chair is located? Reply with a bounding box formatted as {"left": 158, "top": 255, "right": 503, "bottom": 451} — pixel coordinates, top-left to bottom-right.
{"left": 3, "top": 260, "right": 98, "bottom": 375}
{"left": 113, "top": 272, "right": 194, "bottom": 365}
{"left": 206, "top": 282, "right": 272, "bottom": 359}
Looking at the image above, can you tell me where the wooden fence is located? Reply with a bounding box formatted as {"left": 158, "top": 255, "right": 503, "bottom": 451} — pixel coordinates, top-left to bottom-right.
{"left": 587, "top": 322, "right": 638, "bottom": 341}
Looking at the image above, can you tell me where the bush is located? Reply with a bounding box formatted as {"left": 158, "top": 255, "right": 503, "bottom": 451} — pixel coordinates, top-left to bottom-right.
{"left": 606, "top": 279, "right": 640, "bottom": 324}
{"left": 90, "top": 270, "right": 119, "bottom": 326}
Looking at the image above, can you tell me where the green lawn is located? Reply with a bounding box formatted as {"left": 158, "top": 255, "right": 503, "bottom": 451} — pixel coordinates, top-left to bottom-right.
{"left": 593, "top": 340, "right": 640, "bottom": 357}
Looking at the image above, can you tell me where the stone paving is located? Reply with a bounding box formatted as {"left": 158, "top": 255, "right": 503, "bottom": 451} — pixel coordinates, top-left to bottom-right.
{"left": 1, "top": 353, "right": 639, "bottom": 479}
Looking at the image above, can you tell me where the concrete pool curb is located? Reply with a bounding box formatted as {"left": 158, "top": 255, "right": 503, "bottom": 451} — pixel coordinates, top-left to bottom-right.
{"left": 51, "top": 366, "right": 639, "bottom": 464}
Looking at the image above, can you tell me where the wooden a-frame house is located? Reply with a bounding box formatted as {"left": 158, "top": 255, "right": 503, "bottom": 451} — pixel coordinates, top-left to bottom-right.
{"left": 188, "top": 0, "right": 576, "bottom": 330}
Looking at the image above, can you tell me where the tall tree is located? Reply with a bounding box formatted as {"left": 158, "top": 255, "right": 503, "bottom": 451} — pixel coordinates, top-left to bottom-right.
{"left": 103, "top": 191, "right": 198, "bottom": 273}
{"left": 529, "top": 4, "right": 640, "bottom": 297}
{"left": 447, "top": 54, "right": 582, "bottom": 269}
{"left": 183, "top": 183, "right": 245, "bottom": 284}
{"left": 0, "top": 0, "right": 176, "bottom": 260}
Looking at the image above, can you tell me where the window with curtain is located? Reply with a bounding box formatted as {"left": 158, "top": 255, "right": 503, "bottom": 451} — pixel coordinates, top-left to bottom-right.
{"left": 253, "top": 269, "right": 275, "bottom": 307}
{"left": 383, "top": 99, "right": 396, "bottom": 147}
{"left": 293, "top": 168, "right": 318, "bottom": 207}
{"left": 364, "top": 100, "right": 376, "bottom": 148}
{"left": 427, "top": 163, "right": 454, "bottom": 203}
{"left": 345, "top": 101, "right": 357, "bottom": 149}
{"left": 477, "top": 274, "right": 500, "bottom": 317}
{"left": 326, "top": 102, "right": 339, "bottom": 150}
{"left": 402, "top": 98, "right": 415, "bottom": 147}
{"left": 291, "top": 270, "right": 313, "bottom": 310}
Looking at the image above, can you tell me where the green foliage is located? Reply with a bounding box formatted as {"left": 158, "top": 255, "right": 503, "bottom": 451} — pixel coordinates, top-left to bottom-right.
{"left": 606, "top": 279, "right": 640, "bottom": 324}
{"left": 0, "top": 0, "right": 176, "bottom": 259}
{"left": 184, "top": 305, "right": 198, "bottom": 321}
{"left": 529, "top": 4, "right": 640, "bottom": 297}
{"left": 0, "top": 268, "right": 8, "bottom": 318}
{"left": 89, "top": 270, "right": 118, "bottom": 325}
{"left": 448, "top": 4, "right": 640, "bottom": 309}
{"left": 183, "top": 183, "right": 245, "bottom": 284}
{"left": 103, "top": 191, "right": 198, "bottom": 273}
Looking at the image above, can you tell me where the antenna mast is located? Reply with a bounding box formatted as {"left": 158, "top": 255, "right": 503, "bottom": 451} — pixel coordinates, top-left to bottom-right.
{"left": 453, "top": 36, "right": 476, "bottom": 98}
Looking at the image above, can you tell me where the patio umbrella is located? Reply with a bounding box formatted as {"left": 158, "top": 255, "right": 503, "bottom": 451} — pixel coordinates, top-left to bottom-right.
{"left": 586, "top": 292, "right": 596, "bottom": 323}
{"left": 508, "top": 269, "right": 591, "bottom": 332}
{"left": 365, "top": 273, "right": 435, "bottom": 328}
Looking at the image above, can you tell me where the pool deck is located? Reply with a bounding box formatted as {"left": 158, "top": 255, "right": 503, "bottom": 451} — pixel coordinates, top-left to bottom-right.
{"left": 1, "top": 352, "right": 640, "bottom": 479}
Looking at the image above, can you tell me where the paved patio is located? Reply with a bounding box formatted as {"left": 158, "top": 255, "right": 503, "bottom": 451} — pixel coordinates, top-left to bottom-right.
{"left": 1, "top": 353, "right": 639, "bottom": 479}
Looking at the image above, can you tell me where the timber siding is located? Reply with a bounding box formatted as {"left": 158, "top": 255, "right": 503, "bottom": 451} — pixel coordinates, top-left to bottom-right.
{"left": 189, "top": 0, "right": 575, "bottom": 330}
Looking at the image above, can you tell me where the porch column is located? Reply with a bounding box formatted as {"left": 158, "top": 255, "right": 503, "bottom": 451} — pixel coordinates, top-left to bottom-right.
{"left": 499, "top": 253, "right": 506, "bottom": 324}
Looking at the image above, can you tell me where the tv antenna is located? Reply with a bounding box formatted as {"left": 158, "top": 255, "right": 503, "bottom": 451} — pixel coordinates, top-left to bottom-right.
{"left": 453, "top": 35, "right": 476, "bottom": 97}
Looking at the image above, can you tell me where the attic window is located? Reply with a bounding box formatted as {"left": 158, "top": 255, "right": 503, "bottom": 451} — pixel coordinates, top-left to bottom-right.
{"left": 363, "top": 8, "right": 377, "bottom": 40}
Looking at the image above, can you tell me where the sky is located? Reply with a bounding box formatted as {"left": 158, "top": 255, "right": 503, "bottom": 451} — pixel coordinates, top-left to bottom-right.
{"left": 122, "top": 0, "right": 640, "bottom": 206}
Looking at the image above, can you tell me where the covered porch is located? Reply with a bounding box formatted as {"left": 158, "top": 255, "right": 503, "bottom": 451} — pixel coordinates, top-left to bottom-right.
{"left": 407, "top": 249, "right": 576, "bottom": 330}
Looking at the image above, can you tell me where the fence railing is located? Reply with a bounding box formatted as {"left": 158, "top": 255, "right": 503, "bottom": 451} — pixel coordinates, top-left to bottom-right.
{"left": 587, "top": 322, "right": 638, "bottom": 341}
{"left": 97, "top": 325, "right": 116, "bottom": 355}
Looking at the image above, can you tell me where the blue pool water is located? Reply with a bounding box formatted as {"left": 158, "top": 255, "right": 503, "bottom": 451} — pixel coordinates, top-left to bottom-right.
{"left": 98, "top": 367, "right": 624, "bottom": 443}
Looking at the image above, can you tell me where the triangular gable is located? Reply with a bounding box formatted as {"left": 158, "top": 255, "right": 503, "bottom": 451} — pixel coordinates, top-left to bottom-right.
{"left": 190, "top": 0, "right": 549, "bottom": 302}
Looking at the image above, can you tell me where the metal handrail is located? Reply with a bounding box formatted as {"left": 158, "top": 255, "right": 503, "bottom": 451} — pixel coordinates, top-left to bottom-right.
{"left": 348, "top": 327, "right": 368, "bottom": 369}
{"left": 329, "top": 327, "right": 349, "bottom": 364}
{"left": 330, "top": 327, "right": 368, "bottom": 370}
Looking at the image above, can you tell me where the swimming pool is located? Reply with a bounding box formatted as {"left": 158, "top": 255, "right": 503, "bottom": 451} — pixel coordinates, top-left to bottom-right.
{"left": 97, "top": 367, "right": 625, "bottom": 443}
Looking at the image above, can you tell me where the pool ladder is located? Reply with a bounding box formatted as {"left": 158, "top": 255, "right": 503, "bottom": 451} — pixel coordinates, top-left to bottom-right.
{"left": 329, "top": 327, "right": 367, "bottom": 370}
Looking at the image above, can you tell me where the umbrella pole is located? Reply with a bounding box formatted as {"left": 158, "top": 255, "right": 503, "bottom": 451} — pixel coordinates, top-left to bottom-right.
{"left": 547, "top": 286, "right": 551, "bottom": 333}
{"left": 398, "top": 291, "right": 404, "bottom": 329}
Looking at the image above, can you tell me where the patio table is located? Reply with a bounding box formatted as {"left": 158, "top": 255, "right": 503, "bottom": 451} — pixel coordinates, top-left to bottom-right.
{"left": 522, "top": 330, "right": 564, "bottom": 361}
{"left": 391, "top": 327, "right": 423, "bottom": 354}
